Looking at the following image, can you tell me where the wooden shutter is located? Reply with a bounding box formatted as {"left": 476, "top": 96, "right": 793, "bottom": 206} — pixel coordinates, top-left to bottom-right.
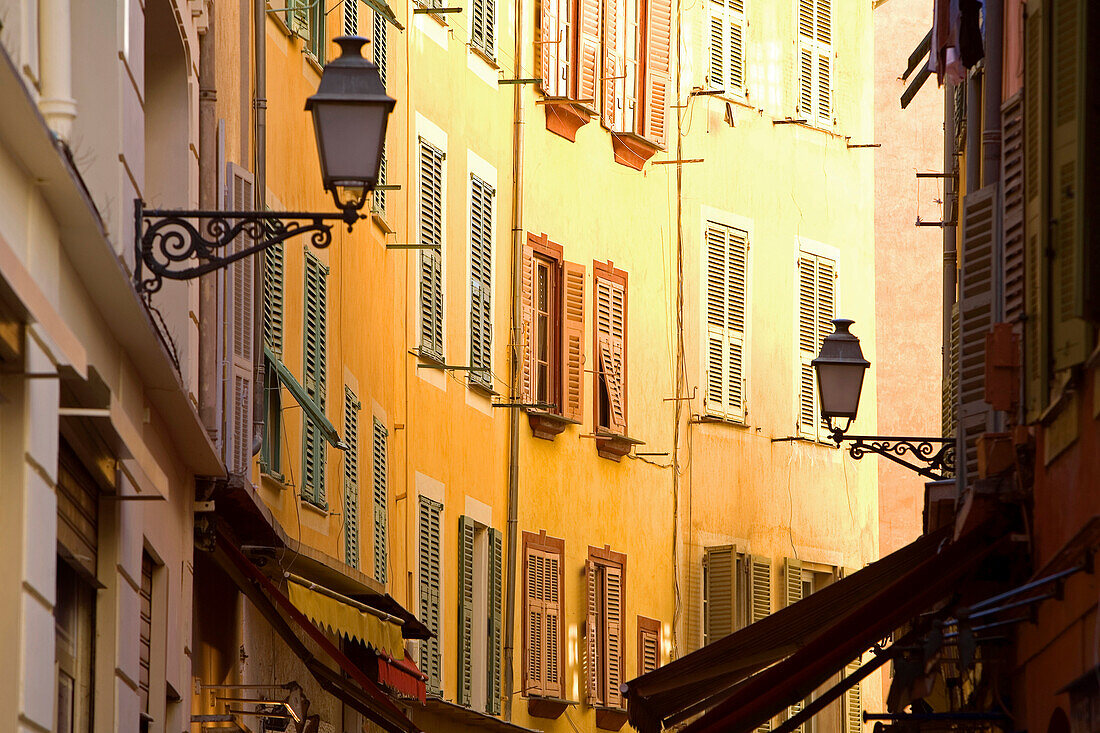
{"left": 585, "top": 560, "right": 603, "bottom": 705}
{"left": 539, "top": 0, "right": 569, "bottom": 97}
{"left": 525, "top": 545, "right": 563, "bottom": 698}
{"left": 709, "top": 0, "right": 744, "bottom": 96}
{"left": 372, "top": 418, "right": 388, "bottom": 584}
{"left": 640, "top": 0, "right": 671, "bottom": 144}
{"left": 797, "top": 0, "right": 831, "bottom": 125}
{"left": 943, "top": 304, "right": 960, "bottom": 439}
{"left": 344, "top": 0, "right": 358, "bottom": 35}
{"left": 227, "top": 165, "right": 255, "bottom": 475}
{"left": 703, "top": 545, "right": 735, "bottom": 643}
{"left": 577, "top": 0, "right": 601, "bottom": 106}
{"left": 520, "top": 241, "right": 536, "bottom": 403}
{"left": 749, "top": 555, "right": 771, "bottom": 623}
{"left": 1023, "top": 1, "right": 1048, "bottom": 419}
{"left": 1002, "top": 94, "right": 1025, "bottom": 328}
{"left": 487, "top": 528, "right": 503, "bottom": 714}
{"left": 562, "top": 262, "right": 586, "bottom": 421}
{"left": 418, "top": 496, "right": 443, "bottom": 693}
{"left": 470, "top": 176, "right": 495, "bottom": 387}
{"left": 783, "top": 557, "right": 803, "bottom": 607}
{"left": 595, "top": 271, "right": 628, "bottom": 433}
{"left": 604, "top": 563, "right": 624, "bottom": 709}
{"left": 602, "top": 0, "right": 619, "bottom": 128}
{"left": 373, "top": 11, "right": 388, "bottom": 87}
{"left": 544, "top": 551, "right": 562, "bottom": 697}
{"left": 289, "top": 0, "right": 311, "bottom": 41}
{"left": 844, "top": 659, "right": 862, "bottom": 733}
{"left": 797, "top": 253, "right": 835, "bottom": 440}
{"left": 472, "top": 0, "right": 496, "bottom": 56}
{"left": 458, "top": 516, "right": 476, "bottom": 706}
{"left": 344, "top": 388, "right": 361, "bottom": 569}
{"left": 139, "top": 552, "right": 153, "bottom": 714}
{"left": 302, "top": 253, "right": 328, "bottom": 506}
{"left": 705, "top": 223, "right": 747, "bottom": 421}
{"left": 263, "top": 242, "right": 284, "bottom": 356}
{"left": 637, "top": 617, "right": 660, "bottom": 675}
{"left": 419, "top": 140, "right": 445, "bottom": 360}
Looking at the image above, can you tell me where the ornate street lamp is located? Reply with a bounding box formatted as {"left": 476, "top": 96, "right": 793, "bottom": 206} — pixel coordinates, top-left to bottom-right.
{"left": 134, "top": 36, "right": 395, "bottom": 296}
{"left": 813, "top": 318, "right": 954, "bottom": 481}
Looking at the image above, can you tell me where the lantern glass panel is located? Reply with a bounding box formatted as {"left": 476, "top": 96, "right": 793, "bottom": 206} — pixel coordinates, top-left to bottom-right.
{"left": 815, "top": 362, "right": 865, "bottom": 420}
{"left": 312, "top": 102, "right": 387, "bottom": 188}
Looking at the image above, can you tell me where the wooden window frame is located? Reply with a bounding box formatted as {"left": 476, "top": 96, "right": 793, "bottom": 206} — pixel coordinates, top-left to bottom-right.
{"left": 593, "top": 261, "right": 629, "bottom": 435}
{"left": 418, "top": 138, "right": 447, "bottom": 362}
{"left": 469, "top": 174, "right": 496, "bottom": 391}
{"left": 522, "top": 531, "right": 567, "bottom": 712}
{"left": 637, "top": 615, "right": 661, "bottom": 675}
{"left": 703, "top": 219, "right": 750, "bottom": 423}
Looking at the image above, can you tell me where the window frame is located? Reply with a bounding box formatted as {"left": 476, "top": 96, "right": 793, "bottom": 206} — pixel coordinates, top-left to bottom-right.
{"left": 417, "top": 135, "right": 447, "bottom": 362}
{"left": 707, "top": 0, "right": 747, "bottom": 99}
{"left": 794, "top": 0, "right": 833, "bottom": 128}
{"left": 468, "top": 172, "right": 496, "bottom": 390}
{"left": 301, "top": 250, "right": 329, "bottom": 508}
{"left": 528, "top": 235, "right": 566, "bottom": 412}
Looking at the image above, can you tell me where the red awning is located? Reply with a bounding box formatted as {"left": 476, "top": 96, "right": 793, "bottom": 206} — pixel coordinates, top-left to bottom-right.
{"left": 374, "top": 650, "right": 428, "bottom": 702}
{"left": 625, "top": 521, "right": 1009, "bottom": 733}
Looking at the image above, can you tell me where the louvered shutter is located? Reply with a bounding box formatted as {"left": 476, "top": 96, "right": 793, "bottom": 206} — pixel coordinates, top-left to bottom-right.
{"left": 602, "top": 0, "right": 619, "bottom": 128}
{"left": 487, "top": 529, "right": 503, "bottom": 714}
{"left": 419, "top": 140, "right": 445, "bottom": 360}
{"left": 577, "top": 0, "right": 601, "bottom": 107}
{"left": 227, "top": 166, "right": 255, "bottom": 475}
{"left": 472, "top": 0, "right": 496, "bottom": 56}
{"left": 704, "top": 223, "right": 747, "bottom": 421}
{"left": 373, "top": 149, "right": 388, "bottom": 218}
{"left": 525, "top": 550, "right": 546, "bottom": 695}
{"left": 520, "top": 242, "right": 536, "bottom": 403}
{"left": 1002, "top": 94, "right": 1025, "bottom": 328}
{"left": 344, "top": 0, "right": 358, "bottom": 35}
{"left": 943, "top": 304, "right": 960, "bottom": 440}
{"left": 783, "top": 558, "right": 804, "bottom": 727}
{"left": 604, "top": 563, "right": 624, "bottom": 709}
{"left": 796, "top": 0, "right": 832, "bottom": 125}
{"left": 562, "top": 262, "right": 586, "bottom": 421}
{"left": 539, "top": 0, "right": 569, "bottom": 97}
{"left": 372, "top": 418, "right": 388, "bottom": 584}
{"left": 703, "top": 545, "right": 735, "bottom": 644}
{"left": 544, "top": 552, "right": 562, "bottom": 697}
{"left": 302, "top": 253, "right": 328, "bottom": 506}
{"left": 139, "top": 552, "right": 153, "bottom": 714}
{"left": 749, "top": 555, "right": 771, "bottom": 623}
{"left": 638, "top": 618, "right": 660, "bottom": 674}
{"left": 612, "top": 0, "right": 639, "bottom": 134}
{"left": 845, "top": 659, "right": 862, "bottom": 733}
{"left": 263, "top": 242, "right": 284, "bottom": 355}
{"left": 469, "top": 176, "right": 494, "bottom": 388}
{"left": 371, "top": 14, "right": 388, "bottom": 219}
{"left": 585, "top": 560, "right": 603, "bottom": 705}
{"left": 708, "top": 0, "right": 744, "bottom": 96}
{"left": 640, "top": 0, "right": 671, "bottom": 144}
{"left": 595, "top": 273, "right": 628, "bottom": 434}
{"left": 797, "top": 253, "right": 835, "bottom": 440}
{"left": 458, "top": 516, "right": 476, "bottom": 706}
{"left": 1023, "top": 2, "right": 1047, "bottom": 419}
{"left": 289, "top": 0, "right": 311, "bottom": 41}
{"left": 344, "top": 388, "right": 361, "bottom": 569}
{"left": 418, "top": 496, "right": 443, "bottom": 693}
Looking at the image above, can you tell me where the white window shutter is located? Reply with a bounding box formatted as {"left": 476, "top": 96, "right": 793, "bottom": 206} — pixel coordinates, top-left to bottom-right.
{"left": 226, "top": 164, "right": 255, "bottom": 476}
{"left": 705, "top": 222, "right": 747, "bottom": 421}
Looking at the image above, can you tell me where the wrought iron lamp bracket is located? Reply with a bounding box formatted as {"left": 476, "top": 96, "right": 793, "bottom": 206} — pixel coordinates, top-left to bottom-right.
{"left": 133, "top": 199, "right": 362, "bottom": 296}
{"left": 830, "top": 427, "right": 955, "bottom": 481}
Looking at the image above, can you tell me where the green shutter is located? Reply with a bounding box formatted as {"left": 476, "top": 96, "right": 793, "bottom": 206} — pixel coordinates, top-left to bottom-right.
{"left": 263, "top": 242, "right": 285, "bottom": 355}
{"left": 487, "top": 528, "right": 503, "bottom": 714}
{"left": 344, "top": 388, "right": 361, "bottom": 569}
{"left": 419, "top": 140, "right": 445, "bottom": 360}
{"left": 261, "top": 356, "right": 282, "bottom": 475}
{"left": 1023, "top": 2, "right": 1048, "bottom": 419}
{"left": 418, "top": 496, "right": 443, "bottom": 693}
{"left": 703, "top": 545, "right": 735, "bottom": 644}
{"left": 302, "top": 253, "right": 328, "bottom": 507}
{"left": 373, "top": 418, "right": 388, "bottom": 584}
{"left": 469, "top": 176, "right": 494, "bottom": 387}
{"left": 344, "top": 0, "right": 359, "bottom": 35}
{"left": 458, "top": 515, "right": 476, "bottom": 706}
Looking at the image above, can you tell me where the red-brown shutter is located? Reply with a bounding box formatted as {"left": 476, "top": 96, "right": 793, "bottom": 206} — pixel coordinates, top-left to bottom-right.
{"left": 585, "top": 560, "right": 603, "bottom": 705}
{"left": 603, "top": 563, "right": 624, "bottom": 708}
{"left": 561, "top": 262, "right": 586, "bottom": 421}
{"left": 595, "top": 270, "right": 628, "bottom": 434}
{"left": 601, "top": 0, "right": 619, "bottom": 128}
{"left": 640, "top": 0, "right": 671, "bottom": 144}
{"left": 520, "top": 241, "right": 536, "bottom": 403}
{"left": 524, "top": 548, "right": 545, "bottom": 695}
{"left": 544, "top": 551, "right": 562, "bottom": 698}
{"left": 539, "top": 0, "right": 558, "bottom": 95}
{"left": 637, "top": 617, "right": 661, "bottom": 675}
{"left": 577, "top": 0, "right": 601, "bottom": 107}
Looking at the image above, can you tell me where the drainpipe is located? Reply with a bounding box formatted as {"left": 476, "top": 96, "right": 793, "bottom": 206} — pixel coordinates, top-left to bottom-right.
{"left": 502, "top": 0, "right": 527, "bottom": 718}
{"left": 253, "top": 0, "right": 268, "bottom": 456}
{"left": 199, "top": 9, "right": 219, "bottom": 438}
{"left": 38, "top": 0, "right": 78, "bottom": 142}
{"left": 981, "top": 0, "right": 1003, "bottom": 189}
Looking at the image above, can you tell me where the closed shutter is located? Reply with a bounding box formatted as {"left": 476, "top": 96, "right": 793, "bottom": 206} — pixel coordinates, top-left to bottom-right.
{"left": 520, "top": 242, "right": 536, "bottom": 403}
{"left": 371, "top": 14, "right": 388, "bottom": 219}
{"left": 708, "top": 0, "right": 745, "bottom": 97}
{"left": 418, "top": 496, "right": 444, "bottom": 693}
{"left": 942, "top": 304, "right": 960, "bottom": 440}
{"left": 638, "top": 617, "right": 660, "bottom": 675}
{"left": 1002, "top": 94, "right": 1025, "bottom": 327}
{"left": 577, "top": 0, "right": 601, "bottom": 106}
{"left": 602, "top": 0, "right": 619, "bottom": 128}
{"left": 562, "top": 262, "right": 586, "bottom": 421}
{"left": 595, "top": 272, "right": 628, "bottom": 434}
{"left": 604, "top": 563, "right": 624, "bottom": 709}
{"left": 1023, "top": 3, "right": 1048, "bottom": 419}
{"left": 844, "top": 659, "right": 862, "bottom": 733}
{"left": 487, "top": 528, "right": 503, "bottom": 714}
{"left": 705, "top": 222, "right": 747, "bottom": 421}
{"left": 263, "top": 242, "right": 284, "bottom": 356}
{"left": 959, "top": 186, "right": 998, "bottom": 483}
{"left": 57, "top": 444, "right": 99, "bottom": 580}
{"left": 458, "top": 516, "right": 476, "bottom": 706}
{"left": 703, "top": 545, "right": 735, "bottom": 644}
{"left": 749, "top": 555, "right": 771, "bottom": 623}
{"left": 302, "top": 253, "right": 328, "bottom": 507}
{"left": 139, "top": 552, "right": 153, "bottom": 715}
{"left": 797, "top": 253, "right": 836, "bottom": 440}
{"left": 797, "top": 0, "right": 832, "bottom": 126}
{"left": 783, "top": 558, "right": 804, "bottom": 728}
{"left": 227, "top": 165, "right": 255, "bottom": 475}
{"left": 419, "top": 140, "right": 445, "bottom": 360}
{"left": 539, "top": 0, "right": 570, "bottom": 97}
{"left": 612, "top": 0, "right": 640, "bottom": 134}
{"left": 344, "top": 388, "right": 361, "bottom": 569}
{"left": 469, "top": 176, "right": 495, "bottom": 388}
{"left": 344, "top": 0, "right": 358, "bottom": 35}
{"left": 640, "top": 0, "right": 671, "bottom": 144}
{"left": 585, "top": 560, "right": 603, "bottom": 706}
{"left": 372, "top": 418, "right": 388, "bottom": 583}
{"left": 525, "top": 546, "right": 562, "bottom": 698}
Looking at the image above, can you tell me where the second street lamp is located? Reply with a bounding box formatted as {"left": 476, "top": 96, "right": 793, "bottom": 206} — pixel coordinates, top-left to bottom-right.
{"left": 812, "top": 318, "right": 954, "bottom": 481}
{"left": 134, "top": 36, "right": 394, "bottom": 296}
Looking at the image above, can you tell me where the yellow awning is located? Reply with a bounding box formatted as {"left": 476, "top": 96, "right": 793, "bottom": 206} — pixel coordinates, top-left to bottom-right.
{"left": 287, "top": 581, "right": 404, "bottom": 657}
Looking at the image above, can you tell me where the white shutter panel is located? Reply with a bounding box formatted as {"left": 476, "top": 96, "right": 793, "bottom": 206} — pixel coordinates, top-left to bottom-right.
{"left": 227, "top": 165, "right": 255, "bottom": 476}
{"left": 344, "top": 0, "right": 358, "bottom": 35}
{"left": 797, "top": 252, "right": 835, "bottom": 440}
{"left": 705, "top": 223, "right": 747, "bottom": 420}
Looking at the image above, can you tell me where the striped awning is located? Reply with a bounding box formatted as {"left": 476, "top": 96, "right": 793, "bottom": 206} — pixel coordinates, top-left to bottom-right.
{"left": 287, "top": 579, "right": 404, "bottom": 657}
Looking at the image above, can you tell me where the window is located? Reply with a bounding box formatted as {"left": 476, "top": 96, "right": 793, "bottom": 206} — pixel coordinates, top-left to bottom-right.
{"left": 603, "top": 0, "right": 638, "bottom": 132}
{"left": 704, "top": 221, "right": 748, "bottom": 421}
{"left": 372, "top": 418, "right": 389, "bottom": 584}
{"left": 263, "top": 242, "right": 285, "bottom": 356}
{"left": 458, "top": 517, "right": 504, "bottom": 713}
{"left": 523, "top": 531, "right": 565, "bottom": 699}
{"left": 702, "top": 545, "right": 747, "bottom": 645}
{"left": 797, "top": 249, "right": 836, "bottom": 441}
{"left": 469, "top": 175, "right": 495, "bottom": 389}
{"left": 418, "top": 139, "right": 445, "bottom": 361}
{"left": 796, "top": 0, "right": 832, "bottom": 126}
{"left": 594, "top": 262, "right": 628, "bottom": 434}
{"left": 344, "top": 387, "right": 361, "bottom": 569}
{"left": 585, "top": 547, "right": 626, "bottom": 710}
{"left": 637, "top": 617, "right": 661, "bottom": 675}
{"left": 418, "top": 496, "right": 444, "bottom": 694}
{"left": 344, "top": 0, "right": 359, "bottom": 35}
{"left": 708, "top": 0, "right": 745, "bottom": 97}
{"left": 288, "top": 0, "right": 326, "bottom": 63}
{"left": 56, "top": 561, "right": 95, "bottom": 733}
{"left": 471, "top": 0, "right": 496, "bottom": 57}
{"left": 784, "top": 559, "right": 842, "bottom": 733}
{"left": 261, "top": 363, "right": 281, "bottom": 476}
{"left": 520, "top": 234, "right": 585, "bottom": 422}
{"left": 302, "top": 252, "right": 329, "bottom": 507}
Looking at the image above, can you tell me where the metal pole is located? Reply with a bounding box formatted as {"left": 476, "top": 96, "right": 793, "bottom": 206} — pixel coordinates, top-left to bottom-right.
{"left": 253, "top": 0, "right": 268, "bottom": 457}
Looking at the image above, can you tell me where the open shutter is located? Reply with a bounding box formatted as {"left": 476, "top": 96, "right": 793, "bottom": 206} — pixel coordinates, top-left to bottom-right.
{"left": 797, "top": 0, "right": 814, "bottom": 117}
{"left": 419, "top": 140, "right": 445, "bottom": 360}
{"left": 520, "top": 242, "right": 536, "bottom": 403}
{"left": 1002, "top": 94, "right": 1025, "bottom": 327}
{"left": 487, "top": 529, "right": 503, "bottom": 713}
{"left": 373, "top": 10, "right": 388, "bottom": 86}
{"left": 604, "top": 564, "right": 624, "bottom": 709}
{"left": 943, "top": 304, "right": 960, "bottom": 439}
{"left": 227, "top": 166, "right": 255, "bottom": 475}
{"left": 302, "top": 254, "right": 328, "bottom": 506}
{"left": 289, "top": 0, "right": 311, "bottom": 41}
{"left": 1023, "top": 2, "right": 1047, "bottom": 419}
{"left": 458, "top": 516, "right": 476, "bottom": 706}
{"left": 783, "top": 558, "right": 804, "bottom": 726}
{"left": 344, "top": 388, "right": 361, "bottom": 569}
{"left": 703, "top": 545, "right": 735, "bottom": 643}
{"left": 845, "top": 659, "right": 862, "bottom": 733}
{"left": 585, "top": 560, "right": 603, "bottom": 705}
{"left": 372, "top": 418, "right": 388, "bottom": 584}
{"left": 640, "top": 0, "right": 671, "bottom": 144}
{"left": 797, "top": 256, "right": 818, "bottom": 439}
{"left": 595, "top": 274, "right": 628, "bottom": 433}
{"left": 749, "top": 555, "right": 771, "bottom": 623}
{"left": 562, "top": 262, "right": 586, "bottom": 421}
{"left": 577, "top": 0, "right": 601, "bottom": 106}
{"left": 602, "top": 0, "right": 619, "bottom": 128}
{"left": 539, "top": 0, "right": 569, "bottom": 97}
{"left": 418, "top": 497, "right": 443, "bottom": 693}
{"left": 470, "top": 176, "right": 495, "bottom": 387}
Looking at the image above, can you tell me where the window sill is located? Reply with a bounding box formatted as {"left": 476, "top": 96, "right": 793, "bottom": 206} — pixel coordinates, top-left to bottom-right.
{"left": 526, "top": 410, "right": 579, "bottom": 440}
{"left": 693, "top": 414, "right": 749, "bottom": 428}
{"left": 415, "top": 347, "right": 446, "bottom": 366}
{"left": 594, "top": 706, "right": 629, "bottom": 731}
{"left": 413, "top": 3, "right": 450, "bottom": 27}
{"left": 611, "top": 132, "right": 661, "bottom": 171}
{"left": 467, "top": 378, "right": 498, "bottom": 397}
{"left": 260, "top": 468, "right": 288, "bottom": 489}
{"left": 527, "top": 696, "right": 573, "bottom": 719}
{"left": 304, "top": 50, "right": 324, "bottom": 77}
{"left": 469, "top": 44, "right": 498, "bottom": 68}
{"left": 372, "top": 211, "right": 393, "bottom": 235}
{"left": 594, "top": 431, "right": 644, "bottom": 461}
{"left": 267, "top": 2, "right": 292, "bottom": 37}
{"left": 301, "top": 498, "right": 330, "bottom": 516}
{"left": 543, "top": 101, "right": 593, "bottom": 142}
